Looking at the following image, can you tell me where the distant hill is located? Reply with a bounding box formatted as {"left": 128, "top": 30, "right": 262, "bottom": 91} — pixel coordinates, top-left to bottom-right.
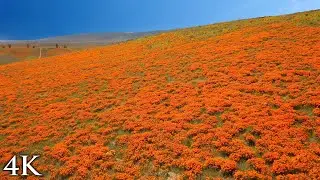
{"left": 0, "top": 31, "right": 162, "bottom": 46}
{"left": 38, "top": 31, "right": 162, "bottom": 45}
{"left": 0, "top": 31, "right": 162, "bottom": 64}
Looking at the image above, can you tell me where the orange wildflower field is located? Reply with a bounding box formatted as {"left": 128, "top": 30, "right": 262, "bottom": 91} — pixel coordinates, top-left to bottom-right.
{"left": 0, "top": 10, "right": 320, "bottom": 179}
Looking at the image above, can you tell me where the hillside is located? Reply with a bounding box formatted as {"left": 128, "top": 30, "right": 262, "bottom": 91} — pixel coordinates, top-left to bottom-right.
{"left": 0, "top": 10, "right": 320, "bottom": 179}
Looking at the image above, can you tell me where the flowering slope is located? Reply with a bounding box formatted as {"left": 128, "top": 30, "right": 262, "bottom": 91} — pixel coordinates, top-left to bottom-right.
{"left": 0, "top": 10, "right": 320, "bottom": 179}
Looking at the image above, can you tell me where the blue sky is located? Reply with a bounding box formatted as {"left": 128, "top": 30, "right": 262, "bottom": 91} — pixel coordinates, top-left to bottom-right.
{"left": 0, "top": 0, "right": 319, "bottom": 40}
